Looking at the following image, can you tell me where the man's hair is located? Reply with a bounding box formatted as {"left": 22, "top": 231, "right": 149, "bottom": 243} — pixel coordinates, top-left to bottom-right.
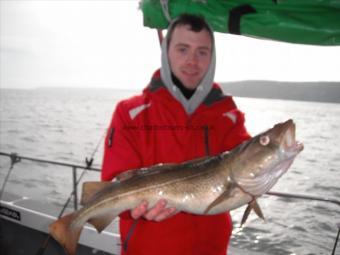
{"left": 166, "top": 14, "right": 213, "bottom": 44}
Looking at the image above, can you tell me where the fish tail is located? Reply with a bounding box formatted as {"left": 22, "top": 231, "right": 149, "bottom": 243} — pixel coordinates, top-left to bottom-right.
{"left": 49, "top": 213, "right": 82, "bottom": 255}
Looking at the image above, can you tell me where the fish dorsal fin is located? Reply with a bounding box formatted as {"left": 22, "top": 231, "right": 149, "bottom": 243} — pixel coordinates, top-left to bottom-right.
{"left": 116, "top": 163, "right": 177, "bottom": 182}
{"left": 81, "top": 181, "right": 112, "bottom": 206}
{"left": 88, "top": 213, "right": 116, "bottom": 233}
{"left": 116, "top": 156, "right": 214, "bottom": 182}
{"left": 181, "top": 155, "right": 211, "bottom": 167}
{"left": 240, "top": 200, "right": 265, "bottom": 227}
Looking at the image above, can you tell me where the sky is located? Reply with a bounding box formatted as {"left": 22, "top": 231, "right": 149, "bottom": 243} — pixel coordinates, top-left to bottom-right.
{"left": 1, "top": 0, "right": 340, "bottom": 90}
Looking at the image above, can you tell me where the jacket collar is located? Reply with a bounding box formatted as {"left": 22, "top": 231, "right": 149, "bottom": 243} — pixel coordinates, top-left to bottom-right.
{"left": 146, "top": 70, "right": 230, "bottom": 111}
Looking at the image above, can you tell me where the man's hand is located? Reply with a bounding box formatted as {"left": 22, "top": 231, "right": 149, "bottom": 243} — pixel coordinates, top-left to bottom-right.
{"left": 131, "top": 199, "right": 177, "bottom": 222}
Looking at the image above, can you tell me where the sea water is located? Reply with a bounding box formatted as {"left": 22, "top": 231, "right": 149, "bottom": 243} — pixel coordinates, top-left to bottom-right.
{"left": 0, "top": 88, "right": 339, "bottom": 255}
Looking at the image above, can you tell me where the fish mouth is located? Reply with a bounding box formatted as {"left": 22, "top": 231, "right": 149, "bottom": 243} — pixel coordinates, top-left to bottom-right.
{"left": 276, "top": 119, "right": 304, "bottom": 153}
{"left": 279, "top": 121, "right": 304, "bottom": 169}
{"left": 236, "top": 119, "right": 304, "bottom": 197}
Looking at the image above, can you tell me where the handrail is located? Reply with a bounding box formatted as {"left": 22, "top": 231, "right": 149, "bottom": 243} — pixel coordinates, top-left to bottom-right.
{"left": 1, "top": 151, "right": 340, "bottom": 208}
{"left": 266, "top": 191, "right": 340, "bottom": 207}
{"left": 0, "top": 151, "right": 101, "bottom": 210}
{"left": 0, "top": 152, "right": 100, "bottom": 171}
{"left": 0, "top": 151, "right": 339, "bottom": 254}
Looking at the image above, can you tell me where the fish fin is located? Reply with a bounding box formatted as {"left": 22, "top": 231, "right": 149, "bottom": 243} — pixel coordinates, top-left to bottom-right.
{"left": 204, "top": 188, "right": 232, "bottom": 214}
{"left": 183, "top": 156, "right": 210, "bottom": 166}
{"left": 252, "top": 199, "right": 265, "bottom": 220}
{"left": 88, "top": 213, "right": 116, "bottom": 233}
{"left": 116, "top": 170, "right": 136, "bottom": 182}
{"left": 49, "top": 213, "right": 82, "bottom": 255}
{"left": 240, "top": 202, "right": 252, "bottom": 227}
{"left": 240, "top": 200, "right": 265, "bottom": 227}
{"left": 81, "top": 181, "right": 112, "bottom": 205}
{"left": 116, "top": 156, "right": 210, "bottom": 182}
{"left": 116, "top": 163, "right": 176, "bottom": 182}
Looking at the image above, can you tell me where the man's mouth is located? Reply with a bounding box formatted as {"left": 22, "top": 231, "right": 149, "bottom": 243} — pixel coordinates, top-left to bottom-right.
{"left": 182, "top": 69, "right": 199, "bottom": 77}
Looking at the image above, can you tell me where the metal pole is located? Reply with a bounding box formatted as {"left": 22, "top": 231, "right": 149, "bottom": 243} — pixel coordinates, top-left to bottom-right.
{"left": 0, "top": 152, "right": 100, "bottom": 172}
{"left": 72, "top": 166, "right": 78, "bottom": 210}
{"left": 157, "top": 29, "right": 163, "bottom": 46}
{"left": 266, "top": 191, "right": 340, "bottom": 206}
{"left": 332, "top": 223, "right": 340, "bottom": 255}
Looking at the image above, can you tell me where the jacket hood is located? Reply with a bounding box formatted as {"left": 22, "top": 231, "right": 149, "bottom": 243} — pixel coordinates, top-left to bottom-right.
{"left": 160, "top": 19, "right": 216, "bottom": 115}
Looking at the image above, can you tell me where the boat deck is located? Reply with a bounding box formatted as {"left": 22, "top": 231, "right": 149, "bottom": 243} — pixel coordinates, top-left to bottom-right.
{"left": 0, "top": 191, "right": 266, "bottom": 255}
{"left": 0, "top": 191, "right": 119, "bottom": 255}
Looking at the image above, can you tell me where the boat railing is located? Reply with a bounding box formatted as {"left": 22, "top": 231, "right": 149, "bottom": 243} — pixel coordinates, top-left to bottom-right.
{"left": 0, "top": 151, "right": 100, "bottom": 211}
{"left": 0, "top": 151, "right": 339, "bottom": 254}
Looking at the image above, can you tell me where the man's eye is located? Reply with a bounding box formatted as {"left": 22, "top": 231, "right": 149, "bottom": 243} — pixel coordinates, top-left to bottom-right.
{"left": 178, "top": 47, "right": 187, "bottom": 54}
{"left": 198, "top": 50, "right": 209, "bottom": 57}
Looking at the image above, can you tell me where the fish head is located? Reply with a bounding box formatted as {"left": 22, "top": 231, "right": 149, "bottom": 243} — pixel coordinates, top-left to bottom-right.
{"left": 231, "top": 119, "right": 304, "bottom": 197}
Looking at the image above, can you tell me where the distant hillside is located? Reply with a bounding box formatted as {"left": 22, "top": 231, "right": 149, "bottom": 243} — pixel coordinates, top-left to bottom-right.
{"left": 220, "top": 81, "right": 340, "bottom": 103}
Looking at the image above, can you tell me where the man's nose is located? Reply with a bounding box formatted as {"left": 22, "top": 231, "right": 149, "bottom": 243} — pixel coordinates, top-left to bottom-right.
{"left": 186, "top": 51, "right": 199, "bottom": 64}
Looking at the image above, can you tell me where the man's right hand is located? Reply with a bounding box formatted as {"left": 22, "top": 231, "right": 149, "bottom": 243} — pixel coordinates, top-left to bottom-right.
{"left": 131, "top": 199, "right": 178, "bottom": 222}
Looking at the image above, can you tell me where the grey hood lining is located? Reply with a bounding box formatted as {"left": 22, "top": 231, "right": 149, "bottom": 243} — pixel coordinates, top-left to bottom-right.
{"left": 160, "top": 20, "right": 216, "bottom": 115}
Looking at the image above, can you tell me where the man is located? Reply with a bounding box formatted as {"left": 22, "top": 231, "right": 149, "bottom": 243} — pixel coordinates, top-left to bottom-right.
{"left": 101, "top": 14, "right": 250, "bottom": 255}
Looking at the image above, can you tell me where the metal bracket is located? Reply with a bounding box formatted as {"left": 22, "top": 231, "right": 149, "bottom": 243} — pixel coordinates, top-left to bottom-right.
{"left": 10, "top": 153, "right": 21, "bottom": 167}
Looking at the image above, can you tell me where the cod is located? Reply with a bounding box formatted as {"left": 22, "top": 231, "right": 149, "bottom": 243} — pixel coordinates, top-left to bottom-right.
{"left": 49, "top": 119, "right": 303, "bottom": 255}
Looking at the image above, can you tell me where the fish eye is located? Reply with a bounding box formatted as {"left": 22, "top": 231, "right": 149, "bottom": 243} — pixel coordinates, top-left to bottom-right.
{"left": 259, "top": 135, "right": 270, "bottom": 146}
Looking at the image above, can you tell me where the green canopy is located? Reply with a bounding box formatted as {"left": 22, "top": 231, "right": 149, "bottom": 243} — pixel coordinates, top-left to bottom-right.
{"left": 141, "top": 0, "right": 340, "bottom": 45}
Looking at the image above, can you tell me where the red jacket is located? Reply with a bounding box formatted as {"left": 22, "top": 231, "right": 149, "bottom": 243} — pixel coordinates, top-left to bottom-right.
{"left": 101, "top": 70, "right": 250, "bottom": 255}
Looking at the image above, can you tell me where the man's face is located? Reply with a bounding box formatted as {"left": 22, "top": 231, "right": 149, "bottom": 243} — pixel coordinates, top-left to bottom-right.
{"left": 168, "top": 25, "right": 212, "bottom": 90}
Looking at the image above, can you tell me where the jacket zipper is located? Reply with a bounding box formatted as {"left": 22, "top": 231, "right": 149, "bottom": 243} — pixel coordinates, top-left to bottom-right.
{"left": 203, "top": 125, "right": 210, "bottom": 156}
